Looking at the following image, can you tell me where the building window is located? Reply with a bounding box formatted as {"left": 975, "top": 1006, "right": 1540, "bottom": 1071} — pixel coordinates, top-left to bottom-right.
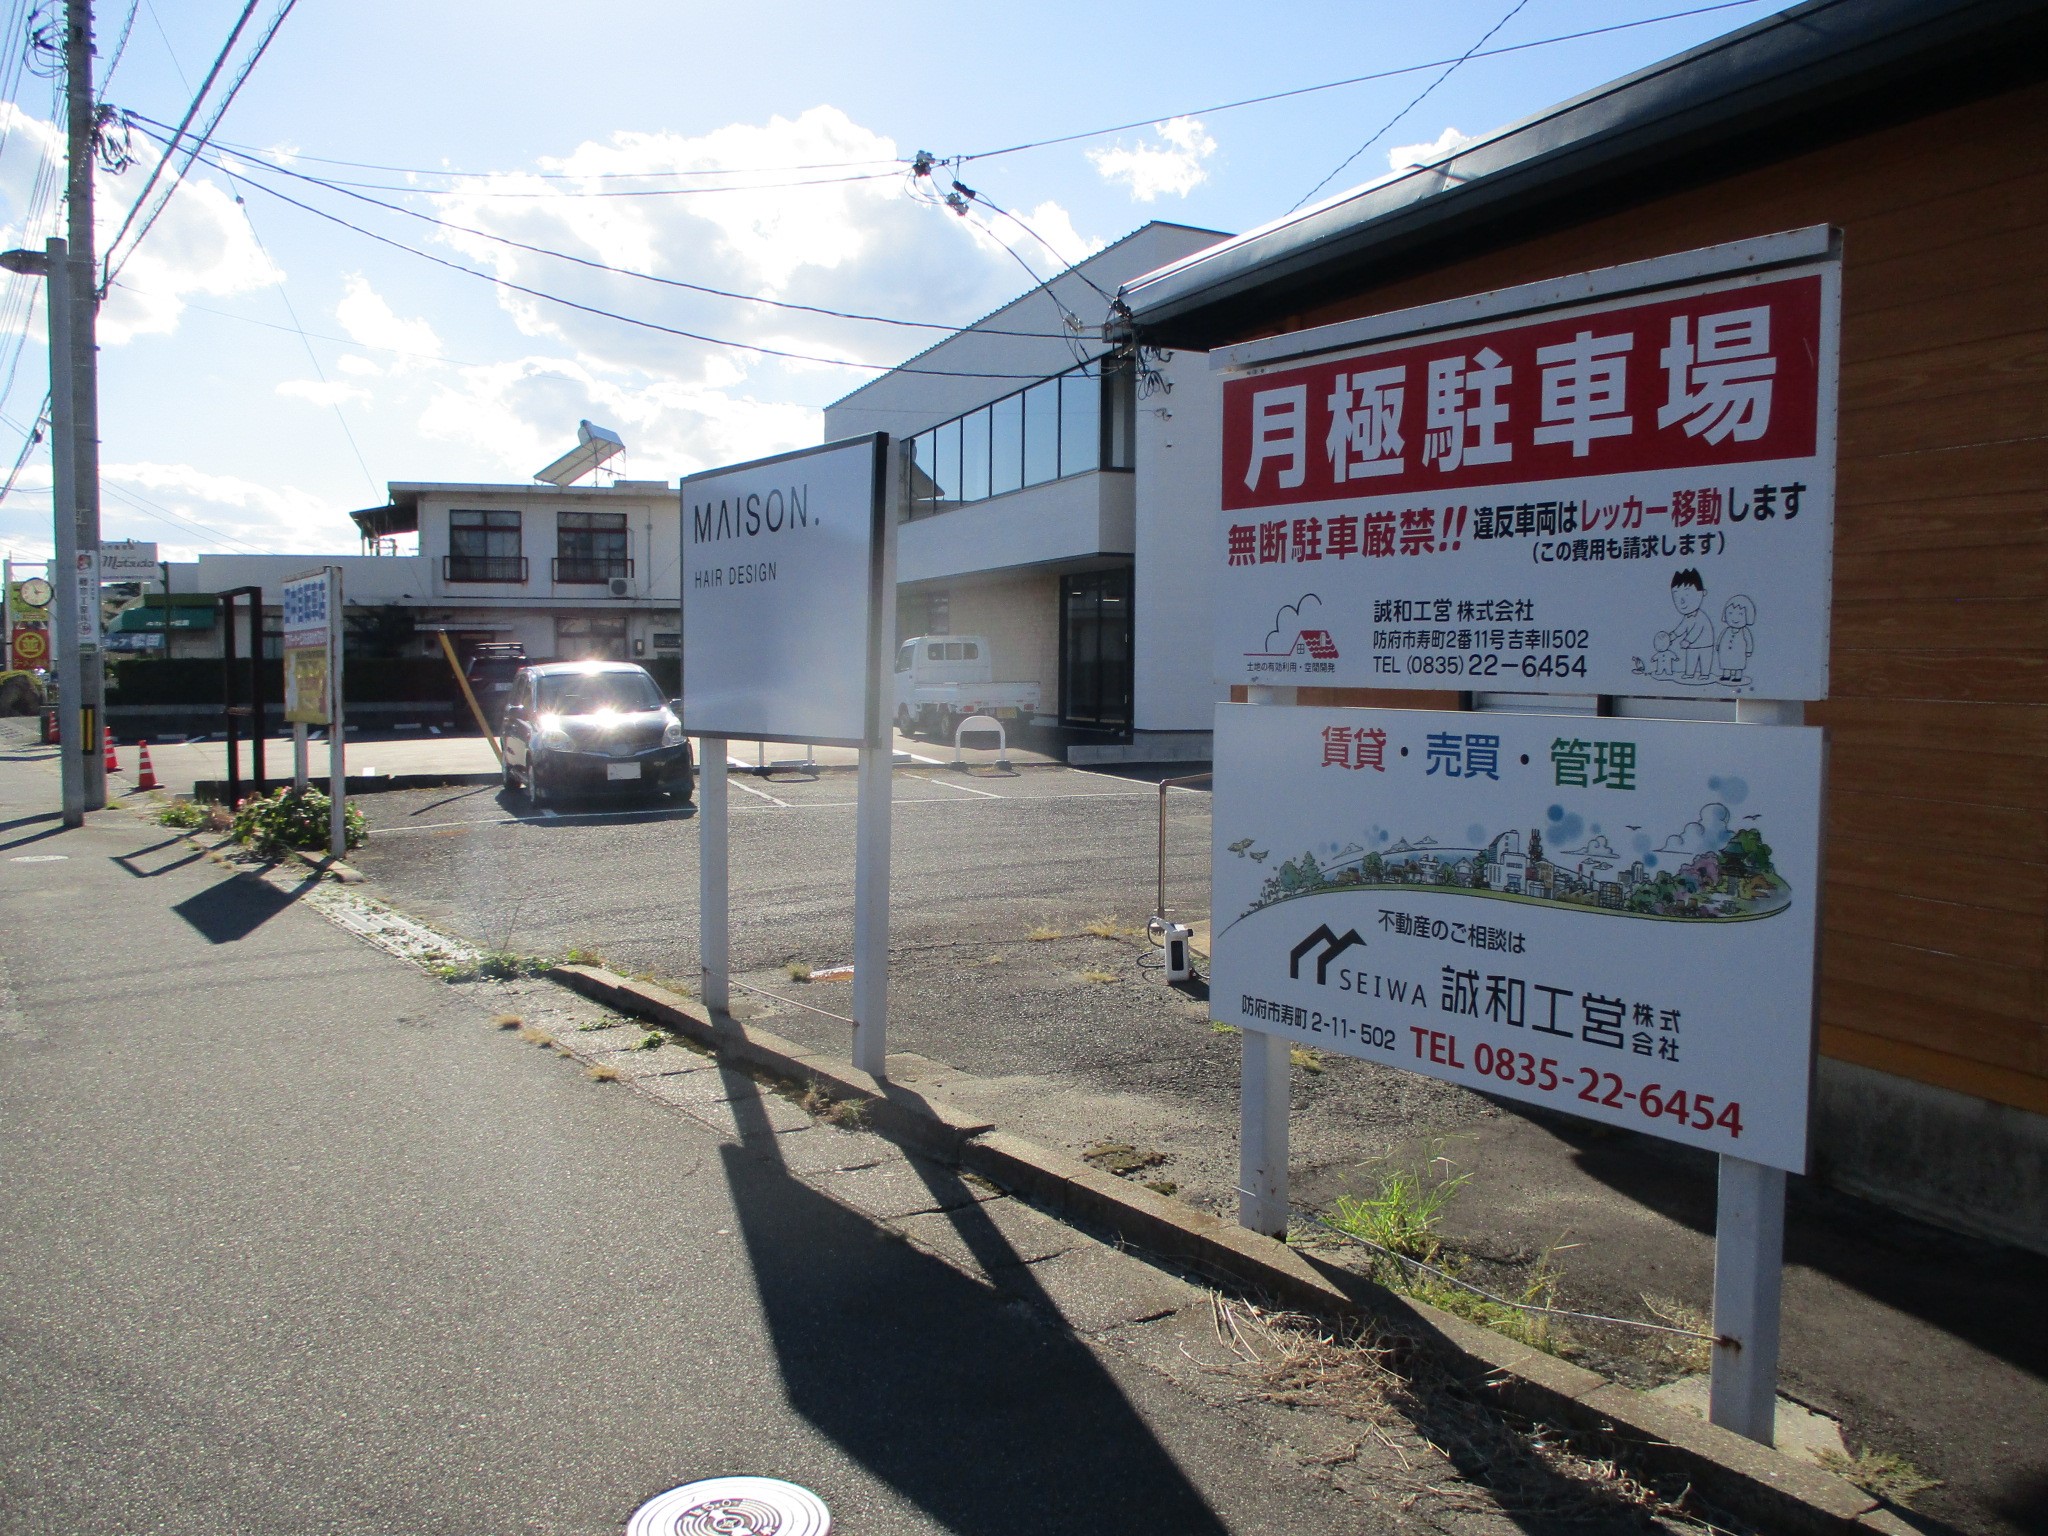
{"left": 555, "top": 614, "right": 628, "bottom": 661}
{"left": 907, "top": 355, "right": 1134, "bottom": 520}
{"left": 554, "top": 510, "right": 631, "bottom": 583}
{"left": 446, "top": 509, "right": 526, "bottom": 582}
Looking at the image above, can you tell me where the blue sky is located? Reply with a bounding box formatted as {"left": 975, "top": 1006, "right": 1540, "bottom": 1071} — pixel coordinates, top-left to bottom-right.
{"left": 0, "top": 0, "right": 1800, "bottom": 562}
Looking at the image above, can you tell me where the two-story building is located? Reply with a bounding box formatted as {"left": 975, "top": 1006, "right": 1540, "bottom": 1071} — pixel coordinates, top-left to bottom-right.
{"left": 823, "top": 220, "right": 1231, "bottom": 762}
{"left": 345, "top": 479, "right": 683, "bottom": 662}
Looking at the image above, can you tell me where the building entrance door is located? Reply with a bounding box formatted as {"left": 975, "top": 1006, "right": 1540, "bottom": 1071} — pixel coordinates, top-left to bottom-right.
{"left": 1059, "top": 568, "right": 1132, "bottom": 731}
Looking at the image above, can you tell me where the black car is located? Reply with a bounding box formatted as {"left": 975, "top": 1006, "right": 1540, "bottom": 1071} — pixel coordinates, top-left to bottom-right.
{"left": 500, "top": 661, "right": 693, "bottom": 805}
{"left": 464, "top": 643, "right": 528, "bottom": 732}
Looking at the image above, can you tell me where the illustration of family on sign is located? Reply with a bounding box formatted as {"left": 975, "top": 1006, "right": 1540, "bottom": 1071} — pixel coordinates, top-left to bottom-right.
{"left": 1633, "top": 569, "right": 1757, "bottom": 689}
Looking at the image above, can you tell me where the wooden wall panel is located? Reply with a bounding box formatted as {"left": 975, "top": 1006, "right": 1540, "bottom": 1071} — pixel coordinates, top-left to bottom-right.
{"left": 1231, "top": 79, "right": 2048, "bottom": 1116}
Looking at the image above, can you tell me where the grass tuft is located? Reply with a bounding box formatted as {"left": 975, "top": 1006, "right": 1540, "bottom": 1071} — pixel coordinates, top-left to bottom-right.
{"left": 1211, "top": 1020, "right": 1241, "bottom": 1034}
{"left": 585, "top": 1064, "right": 621, "bottom": 1083}
{"left": 1814, "top": 1449, "right": 1941, "bottom": 1507}
{"left": 1080, "top": 967, "right": 1120, "bottom": 984}
{"left": 156, "top": 800, "right": 206, "bottom": 829}
{"left": 1025, "top": 924, "right": 1064, "bottom": 942}
{"left": 1144, "top": 1179, "right": 1179, "bottom": 1197}
{"left": 635, "top": 1031, "right": 664, "bottom": 1051}
{"left": 801, "top": 1083, "right": 870, "bottom": 1129}
{"left": 563, "top": 946, "right": 605, "bottom": 967}
{"left": 1081, "top": 915, "right": 1143, "bottom": 940}
{"left": 514, "top": 1025, "right": 555, "bottom": 1048}
{"left": 1642, "top": 1294, "right": 1713, "bottom": 1375}
{"left": 1327, "top": 1162, "right": 1471, "bottom": 1264}
{"left": 1083, "top": 1140, "right": 1166, "bottom": 1177}
{"left": 1290, "top": 1045, "right": 1326, "bottom": 1073}
{"left": 435, "top": 951, "right": 551, "bottom": 982}
{"left": 492, "top": 1013, "right": 523, "bottom": 1030}
{"left": 783, "top": 961, "right": 813, "bottom": 983}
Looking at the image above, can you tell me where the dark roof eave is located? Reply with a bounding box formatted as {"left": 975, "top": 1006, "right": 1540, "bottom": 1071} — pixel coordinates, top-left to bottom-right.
{"left": 1122, "top": 0, "right": 2048, "bottom": 345}
{"left": 348, "top": 503, "right": 415, "bottom": 539}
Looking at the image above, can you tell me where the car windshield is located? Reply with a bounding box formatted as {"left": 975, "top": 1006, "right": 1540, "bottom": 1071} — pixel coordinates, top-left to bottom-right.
{"left": 537, "top": 670, "right": 662, "bottom": 715}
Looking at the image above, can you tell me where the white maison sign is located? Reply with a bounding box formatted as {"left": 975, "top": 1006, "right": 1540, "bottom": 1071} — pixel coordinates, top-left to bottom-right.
{"left": 680, "top": 435, "right": 888, "bottom": 746}
{"left": 1213, "top": 244, "right": 1841, "bottom": 700}
{"left": 1209, "top": 703, "right": 1824, "bottom": 1172}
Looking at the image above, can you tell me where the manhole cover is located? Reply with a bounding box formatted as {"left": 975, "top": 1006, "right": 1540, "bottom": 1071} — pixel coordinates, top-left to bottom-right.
{"left": 627, "top": 1476, "right": 830, "bottom": 1535}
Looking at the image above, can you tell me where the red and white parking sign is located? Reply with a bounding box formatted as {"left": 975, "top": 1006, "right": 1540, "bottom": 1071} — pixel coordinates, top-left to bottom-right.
{"left": 1214, "top": 252, "right": 1840, "bottom": 699}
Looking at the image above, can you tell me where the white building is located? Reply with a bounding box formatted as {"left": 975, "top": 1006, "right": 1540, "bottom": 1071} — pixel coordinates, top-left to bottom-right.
{"left": 823, "top": 221, "right": 1230, "bottom": 763}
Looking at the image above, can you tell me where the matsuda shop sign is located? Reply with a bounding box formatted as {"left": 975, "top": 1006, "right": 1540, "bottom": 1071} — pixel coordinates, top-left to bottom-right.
{"left": 1215, "top": 262, "right": 1840, "bottom": 699}
{"left": 1210, "top": 703, "right": 1825, "bottom": 1173}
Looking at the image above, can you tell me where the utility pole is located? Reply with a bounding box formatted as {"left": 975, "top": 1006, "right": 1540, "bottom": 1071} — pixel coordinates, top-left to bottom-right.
{"left": 66, "top": 0, "right": 105, "bottom": 809}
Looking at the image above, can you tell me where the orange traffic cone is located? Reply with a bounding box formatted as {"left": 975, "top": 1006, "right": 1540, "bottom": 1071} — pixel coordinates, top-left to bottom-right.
{"left": 103, "top": 726, "right": 118, "bottom": 773}
{"left": 136, "top": 740, "right": 158, "bottom": 791}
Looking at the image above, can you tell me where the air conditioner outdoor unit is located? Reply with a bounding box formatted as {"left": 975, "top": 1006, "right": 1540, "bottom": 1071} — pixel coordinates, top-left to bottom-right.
{"left": 608, "top": 577, "right": 631, "bottom": 598}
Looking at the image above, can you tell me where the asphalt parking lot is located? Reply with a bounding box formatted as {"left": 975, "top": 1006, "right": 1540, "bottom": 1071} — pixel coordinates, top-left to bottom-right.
{"left": 347, "top": 760, "right": 1490, "bottom": 1223}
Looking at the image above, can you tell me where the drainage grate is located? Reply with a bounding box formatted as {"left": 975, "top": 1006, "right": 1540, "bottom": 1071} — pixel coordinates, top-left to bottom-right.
{"left": 626, "top": 1477, "right": 830, "bottom": 1535}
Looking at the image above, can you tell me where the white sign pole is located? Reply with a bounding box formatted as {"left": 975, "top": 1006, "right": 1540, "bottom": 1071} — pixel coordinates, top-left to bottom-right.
{"left": 1704, "top": 692, "right": 1804, "bottom": 1445}
{"left": 849, "top": 442, "right": 900, "bottom": 1079}
{"left": 1238, "top": 681, "right": 1296, "bottom": 1236}
{"left": 1710, "top": 1152, "right": 1786, "bottom": 1443}
{"left": 326, "top": 566, "right": 346, "bottom": 858}
{"left": 699, "top": 738, "right": 730, "bottom": 1013}
{"left": 293, "top": 724, "right": 308, "bottom": 791}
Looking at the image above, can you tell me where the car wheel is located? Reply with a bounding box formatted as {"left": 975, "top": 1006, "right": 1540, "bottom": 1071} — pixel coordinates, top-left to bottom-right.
{"left": 502, "top": 756, "right": 517, "bottom": 793}
{"left": 527, "top": 750, "right": 550, "bottom": 806}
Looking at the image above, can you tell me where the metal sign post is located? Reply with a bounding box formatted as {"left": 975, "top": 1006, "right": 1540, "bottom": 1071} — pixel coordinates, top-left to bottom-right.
{"left": 849, "top": 443, "right": 899, "bottom": 1078}
{"left": 679, "top": 434, "right": 893, "bottom": 1073}
{"left": 43, "top": 239, "right": 84, "bottom": 827}
{"left": 1238, "top": 682, "right": 1294, "bottom": 1237}
{"left": 698, "top": 738, "right": 729, "bottom": 1012}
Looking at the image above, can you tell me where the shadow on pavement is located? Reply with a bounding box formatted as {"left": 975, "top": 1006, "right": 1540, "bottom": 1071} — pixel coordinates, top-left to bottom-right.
{"left": 0, "top": 822, "right": 69, "bottom": 852}
{"left": 111, "top": 836, "right": 209, "bottom": 880}
{"left": 0, "top": 810, "right": 61, "bottom": 834}
{"left": 1550, "top": 1117, "right": 2048, "bottom": 1382}
{"left": 715, "top": 1074, "right": 1229, "bottom": 1535}
{"left": 170, "top": 866, "right": 315, "bottom": 944}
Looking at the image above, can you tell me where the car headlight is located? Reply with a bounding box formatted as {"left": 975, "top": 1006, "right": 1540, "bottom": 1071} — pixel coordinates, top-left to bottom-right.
{"left": 536, "top": 726, "right": 574, "bottom": 751}
{"left": 661, "top": 717, "right": 684, "bottom": 747}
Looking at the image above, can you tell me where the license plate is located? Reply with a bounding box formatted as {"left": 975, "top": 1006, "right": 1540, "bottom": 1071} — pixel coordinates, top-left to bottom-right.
{"left": 606, "top": 761, "right": 641, "bottom": 781}
{"left": 994, "top": 707, "right": 1016, "bottom": 718}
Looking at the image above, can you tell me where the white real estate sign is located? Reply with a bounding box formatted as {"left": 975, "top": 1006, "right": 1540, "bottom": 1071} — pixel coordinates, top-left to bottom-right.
{"left": 1214, "top": 255, "right": 1840, "bottom": 699}
{"left": 281, "top": 567, "right": 338, "bottom": 725}
{"left": 680, "top": 435, "right": 887, "bottom": 747}
{"left": 1210, "top": 703, "right": 1824, "bottom": 1173}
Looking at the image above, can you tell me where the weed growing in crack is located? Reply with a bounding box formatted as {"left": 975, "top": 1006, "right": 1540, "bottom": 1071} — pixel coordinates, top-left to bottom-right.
{"left": 1083, "top": 1141, "right": 1166, "bottom": 1177}
{"left": 492, "top": 1014, "right": 523, "bottom": 1030}
{"left": 1814, "top": 1449, "right": 1940, "bottom": 1507}
{"left": 800, "top": 1084, "right": 870, "bottom": 1129}
{"left": 784, "top": 961, "right": 813, "bottom": 983}
{"left": 1080, "top": 968, "right": 1120, "bottom": 984}
{"left": 586, "top": 1065, "right": 621, "bottom": 1083}
{"left": 1290, "top": 1045, "right": 1325, "bottom": 1073}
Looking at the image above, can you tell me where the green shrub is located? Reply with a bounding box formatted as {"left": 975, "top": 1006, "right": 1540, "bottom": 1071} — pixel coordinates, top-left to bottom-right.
{"left": 230, "top": 787, "right": 367, "bottom": 857}
{"left": 156, "top": 800, "right": 206, "bottom": 829}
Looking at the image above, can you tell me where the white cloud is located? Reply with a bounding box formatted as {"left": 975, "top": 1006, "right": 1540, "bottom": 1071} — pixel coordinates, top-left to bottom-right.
{"left": 1388, "top": 126, "right": 1478, "bottom": 175}
{"left": 97, "top": 460, "right": 353, "bottom": 555}
{"left": 276, "top": 378, "right": 368, "bottom": 406}
{"left": 334, "top": 274, "right": 443, "bottom": 366}
{"left": 75, "top": 131, "right": 284, "bottom": 344}
{"left": 1088, "top": 117, "right": 1217, "bottom": 202}
{"left": 1659, "top": 802, "right": 1735, "bottom": 858}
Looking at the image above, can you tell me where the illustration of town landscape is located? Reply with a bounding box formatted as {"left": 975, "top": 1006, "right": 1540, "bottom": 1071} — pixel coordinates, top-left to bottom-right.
{"left": 1225, "top": 798, "right": 1789, "bottom": 927}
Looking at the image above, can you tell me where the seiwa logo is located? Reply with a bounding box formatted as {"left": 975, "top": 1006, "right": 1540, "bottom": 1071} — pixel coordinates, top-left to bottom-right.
{"left": 1289, "top": 924, "right": 1365, "bottom": 984}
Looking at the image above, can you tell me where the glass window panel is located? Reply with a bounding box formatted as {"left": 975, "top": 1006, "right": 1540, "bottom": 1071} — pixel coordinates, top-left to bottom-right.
{"left": 962, "top": 642, "right": 979, "bottom": 660}
{"left": 944, "top": 642, "right": 963, "bottom": 660}
{"left": 935, "top": 417, "right": 961, "bottom": 506}
{"left": 912, "top": 430, "right": 938, "bottom": 517}
{"left": 1059, "top": 367, "right": 1100, "bottom": 477}
{"left": 990, "top": 392, "right": 1023, "bottom": 496}
{"left": 960, "top": 407, "right": 991, "bottom": 501}
{"left": 1022, "top": 378, "right": 1059, "bottom": 486}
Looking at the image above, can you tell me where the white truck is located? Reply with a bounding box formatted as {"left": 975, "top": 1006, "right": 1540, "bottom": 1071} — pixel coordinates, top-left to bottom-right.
{"left": 892, "top": 634, "right": 1042, "bottom": 740}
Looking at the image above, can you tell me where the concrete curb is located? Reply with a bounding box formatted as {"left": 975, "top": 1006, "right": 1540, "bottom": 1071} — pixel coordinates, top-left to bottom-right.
{"left": 549, "top": 963, "right": 1905, "bottom": 1536}
{"left": 193, "top": 770, "right": 503, "bottom": 801}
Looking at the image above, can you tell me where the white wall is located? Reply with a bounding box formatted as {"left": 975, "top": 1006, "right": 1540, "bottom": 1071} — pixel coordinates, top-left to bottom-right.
{"left": 1132, "top": 350, "right": 1227, "bottom": 732}
{"left": 896, "top": 471, "right": 1133, "bottom": 586}
{"left": 410, "top": 483, "right": 681, "bottom": 602}
{"left": 169, "top": 554, "right": 430, "bottom": 602}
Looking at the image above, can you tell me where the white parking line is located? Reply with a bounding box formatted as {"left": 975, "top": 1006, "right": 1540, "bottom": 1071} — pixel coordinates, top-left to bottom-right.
{"left": 908, "top": 773, "right": 1003, "bottom": 799}
{"left": 727, "top": 777, "right": 790, "bottom": 807}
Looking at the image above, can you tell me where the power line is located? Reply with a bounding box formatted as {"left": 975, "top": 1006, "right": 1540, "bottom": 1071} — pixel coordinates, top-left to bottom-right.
{"left": 0, "top": 394, "right": 48, "bottom": 504}
{"left": 97, "top": 0, "right": 262, "bottom": 288}
{"left": 957, "top": 0, "right": 1772, "bottom": 163}
{"left": 201, "top": 134, "right": 911, "bottom": 182}
{"left": 219, "top": 163, "right": 908, "bottom": 201}
{"left": 149, "top": 124, "right": 1077, "bottom": 342}
{"left": 102, "top": 0, "right": 299, "bottom": 291}
{"left": 1293, "top": 0, "right": 1535, "bottom": 212}
{"left": 170, "top": 149, "right": 1089, "bottom": 381}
